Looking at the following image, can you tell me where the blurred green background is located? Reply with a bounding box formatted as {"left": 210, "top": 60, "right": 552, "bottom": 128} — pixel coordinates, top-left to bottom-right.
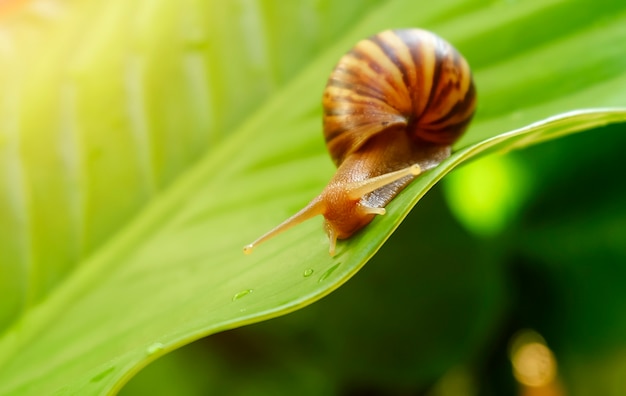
{"left": 1, "top": 0, "right": 626, "bottom": 395}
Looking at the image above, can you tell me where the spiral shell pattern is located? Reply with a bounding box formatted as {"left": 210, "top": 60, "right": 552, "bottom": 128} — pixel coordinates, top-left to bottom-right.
{"left": 322, "top": 29, "right": 476, "bottom": 166}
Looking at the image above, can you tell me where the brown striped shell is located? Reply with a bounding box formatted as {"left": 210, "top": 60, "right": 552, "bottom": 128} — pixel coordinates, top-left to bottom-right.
{"left": 244, "top": 29, "right": 476, "bottom": 256}
{"left": 323, "top": 28, "right": 476, "bottom": 166}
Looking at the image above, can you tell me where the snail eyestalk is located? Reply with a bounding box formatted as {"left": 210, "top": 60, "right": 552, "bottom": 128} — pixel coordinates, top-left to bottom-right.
{"left": 243, "top": 198, "right": 324, "bottom": 255}
{"left": 345, "top": 164, "right": 421, "bottom": 199}
{"left": 242, "top": 244, "right": 254, "bottom": 255}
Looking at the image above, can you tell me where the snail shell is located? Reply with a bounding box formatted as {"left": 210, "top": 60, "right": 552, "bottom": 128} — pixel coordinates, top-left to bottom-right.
{"left": 245, "top": 28, "right": 476, "bottom": 256}
{"left": 324, "top": 28, "right": 475, "bottom": 166}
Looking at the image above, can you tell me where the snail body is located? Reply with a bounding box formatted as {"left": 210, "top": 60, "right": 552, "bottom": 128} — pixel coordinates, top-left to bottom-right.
{"left": 244, "top": 28, "right": 476, "bottom": 255}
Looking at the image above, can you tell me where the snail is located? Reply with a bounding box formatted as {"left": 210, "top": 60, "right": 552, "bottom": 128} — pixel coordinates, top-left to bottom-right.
{"left": 244, "top": 28, "right": 476, "bottom": 256}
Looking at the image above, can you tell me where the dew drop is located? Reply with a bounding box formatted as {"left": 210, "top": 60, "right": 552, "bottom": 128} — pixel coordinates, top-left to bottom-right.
{"left": 146, "top": 342, "right": 164, "bottom": 355}
{"left": 318, "top": 264, "right": 340, "bottom": 283}
{"left": 303, "top": 268, "right": 314, "bottom": 277}
{"left": 232, "top": 289, "right": 253, "bottom": 301}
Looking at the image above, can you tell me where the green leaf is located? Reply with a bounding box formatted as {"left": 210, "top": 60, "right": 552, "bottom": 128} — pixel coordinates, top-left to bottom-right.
{"left": 1, "top": 0, "right": 626, "bottom": 394}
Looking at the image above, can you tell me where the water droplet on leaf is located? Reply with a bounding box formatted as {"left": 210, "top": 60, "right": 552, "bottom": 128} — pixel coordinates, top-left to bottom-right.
{"left": 232, "top": 289, "right": 253, "bottom": 301}
{"left": 146, "top": 342, "right": 164, "bottom": 355}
